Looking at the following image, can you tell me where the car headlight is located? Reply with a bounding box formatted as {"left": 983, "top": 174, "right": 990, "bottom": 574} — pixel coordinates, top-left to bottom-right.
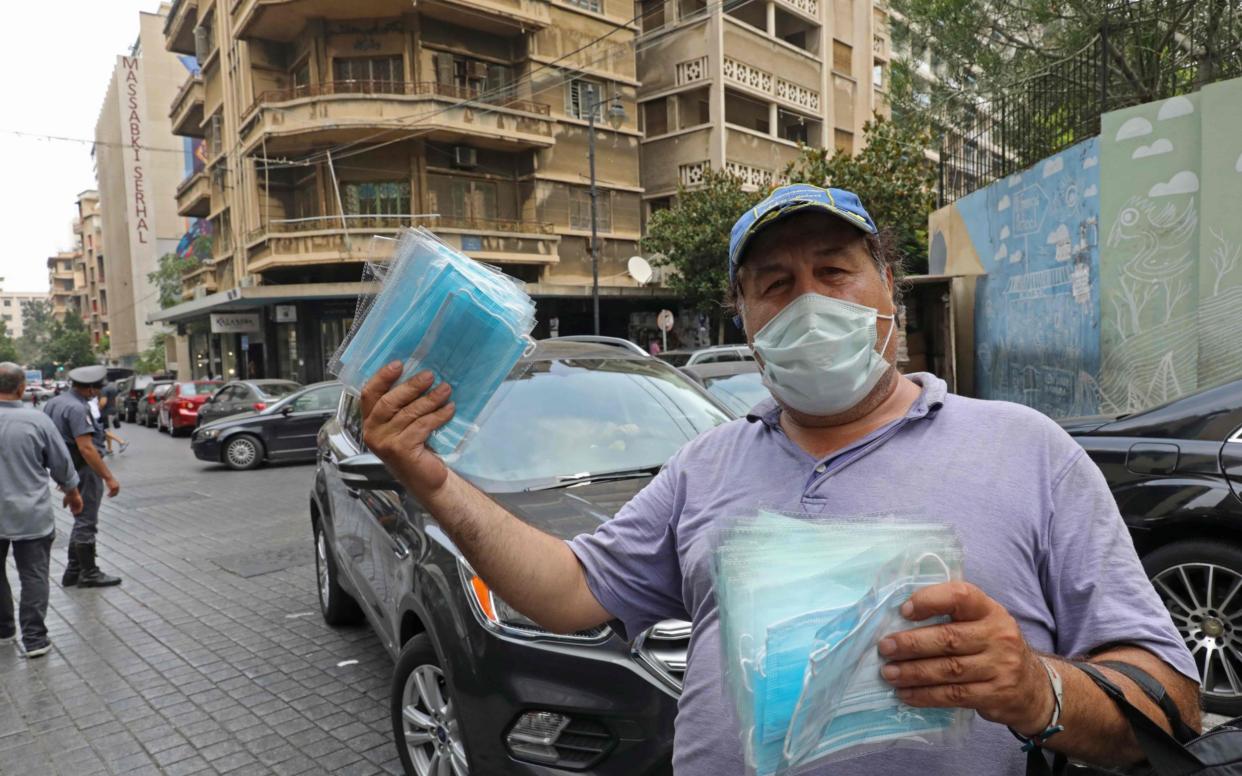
{"left": 458, "top": 559, "right": 609, "bottom": 642}
{"left": 197, "top": 428, "right": 221, "bottom": 440}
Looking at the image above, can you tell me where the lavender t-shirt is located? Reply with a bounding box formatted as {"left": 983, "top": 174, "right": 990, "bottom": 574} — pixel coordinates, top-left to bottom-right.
{"left": 568, "top": 374, "right": 1197, "bottom": 776}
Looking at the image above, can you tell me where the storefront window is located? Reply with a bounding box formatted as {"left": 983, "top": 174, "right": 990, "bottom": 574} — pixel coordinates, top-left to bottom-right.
{"left": 320, "top": 317, "right": 353, "bottom": 366}
{"left": 189, "top": 329, "right": 211, "bottom": 379}
{"left": 275, "top": 323, "right": 300, "bottom": 382}
{"left": 221, "top": 338, "right": 238, "bottom": 380}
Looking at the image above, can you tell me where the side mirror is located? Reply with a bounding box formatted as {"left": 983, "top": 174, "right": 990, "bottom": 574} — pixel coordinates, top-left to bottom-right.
{"left": 338, "top": 453, "right": 396, "bottom": 490}
{"left": 281, "top": 404, "right": 294, "bottom": 416}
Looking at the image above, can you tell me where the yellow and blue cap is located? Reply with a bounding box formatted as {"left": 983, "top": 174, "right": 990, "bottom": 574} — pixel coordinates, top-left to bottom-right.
{"left": 728, "top": 184, "right": 878, "bottom": 288}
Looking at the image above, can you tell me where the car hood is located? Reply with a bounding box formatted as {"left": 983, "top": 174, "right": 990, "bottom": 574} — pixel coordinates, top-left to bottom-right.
{"left": 489, "top": 477, "right": 652, "bottom": 540}
{"left": 1056, "top": 414, "right": 1124, "bottom": 435}
{"left": 199, "top": 410, "right": 266, "bottom": 430}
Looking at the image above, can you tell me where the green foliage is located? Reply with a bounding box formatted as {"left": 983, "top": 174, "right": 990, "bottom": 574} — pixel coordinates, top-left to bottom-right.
{"left": 0, "top": 317, "right": 18, "bottom": 363}
{"left": 16, "top": 301, "right": 97, "bottom": 374}
{"left": 17, "top": 299, "right": 56, "bottom": 369}
{"left": 46, "top": 313, "right": 97, "bottom": 373}
{"left": 97, "top": 335, "right": 110, "bottom": 354}
{"left": 642, "top": 168, "right": 766, "bottom": 324}
{"left": 135, "top": 332, "right": 168, "bottom": 375}
{"left": 149, "top": 251, "right": 199, "bottom": 309}
{"left": 784, "top": 118, "right": 937, "bottom": 275}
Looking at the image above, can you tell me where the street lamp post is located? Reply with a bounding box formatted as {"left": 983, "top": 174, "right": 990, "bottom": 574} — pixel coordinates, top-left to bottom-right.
{"left": 585, "top": 84, "right": 627, "bottom": 336}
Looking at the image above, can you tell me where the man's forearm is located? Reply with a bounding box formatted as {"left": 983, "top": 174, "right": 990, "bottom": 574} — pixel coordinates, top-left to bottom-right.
{"left": 1043, "top": 646, "right": 1200, "bottom": 766}
{"left": 78, "top": 440, "right": 113, "bottom": 481}
{"left": 417, "top": 470, "right": 611, "bottom": 634}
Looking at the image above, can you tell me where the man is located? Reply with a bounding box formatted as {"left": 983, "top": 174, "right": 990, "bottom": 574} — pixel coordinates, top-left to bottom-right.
{"left": 360, "top": 185, "right": 1199, "bottom": 774}
{"left": 0, "top": 363, "right": 84, "bottom": 657}
{"left": 42, "top": 364, "right": 122, "bottom": 588}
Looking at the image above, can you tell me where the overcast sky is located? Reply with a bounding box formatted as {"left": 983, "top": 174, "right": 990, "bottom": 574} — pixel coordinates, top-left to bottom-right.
{"left": 0, "top": 1, "right": 164, "bottom": 293}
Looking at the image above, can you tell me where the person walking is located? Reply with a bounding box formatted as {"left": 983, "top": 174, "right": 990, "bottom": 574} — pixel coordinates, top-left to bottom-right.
{"left": 0, "top": 363, "right": 84, "bottom": 658}
{"left": 98, "top": 380, "right": 128, "bottom": 454}
{"left": 42, "top": 364, "right": 122, "bottom": 588}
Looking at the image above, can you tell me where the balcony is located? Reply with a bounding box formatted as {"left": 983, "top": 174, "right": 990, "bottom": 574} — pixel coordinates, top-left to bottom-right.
{"left": 243, "top": 215, "right": 558, "bottom": 274}
{"left": 239, "top": 81, "right": 554, "bottom": 156}
{"left": 164, "top": 0, "right": 199, "bottom": 55}
{"left": 176, "top": 171, "right": 211, "bottom": 217}
{"left": 234, "top": 0, "right": 548, "bottom": 42}
{"left": 170, "top": 74, "right": 205, "bottom": 138}
{"left": 180, "top": 263, "right": 218, "bottom": 301}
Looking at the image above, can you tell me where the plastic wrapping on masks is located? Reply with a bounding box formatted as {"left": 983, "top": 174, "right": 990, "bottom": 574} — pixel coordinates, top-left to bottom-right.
{"left": 329, "top": 229, "right": 536, "bottom": 455}
{"left": 711, "top": 511, "right": 972, "bottom": 775}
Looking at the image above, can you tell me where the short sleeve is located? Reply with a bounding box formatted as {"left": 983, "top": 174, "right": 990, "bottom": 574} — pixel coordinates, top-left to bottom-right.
{"left": 1044, "top": 451, "right": 1198, "bottom": 681}
{"left": 566, "top": 464, "right": 688, "bottom": 641}
{"left": 67, "top": 404, "right": 95, "bottom": 440}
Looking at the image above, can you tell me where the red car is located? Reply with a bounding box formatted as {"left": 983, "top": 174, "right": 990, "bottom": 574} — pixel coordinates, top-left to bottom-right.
{"left": 157, "top": 381, "right": 222, "bottom": 436}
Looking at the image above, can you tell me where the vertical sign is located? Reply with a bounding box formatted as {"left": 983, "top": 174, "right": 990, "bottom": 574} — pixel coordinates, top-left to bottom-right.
{"left": 118, "top": 55, "right": 160, "bottom": 352}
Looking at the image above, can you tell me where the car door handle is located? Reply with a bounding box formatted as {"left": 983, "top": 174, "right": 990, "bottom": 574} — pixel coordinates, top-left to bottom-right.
{"left": 392, "top": 538, "right": 411, "bottom": 560}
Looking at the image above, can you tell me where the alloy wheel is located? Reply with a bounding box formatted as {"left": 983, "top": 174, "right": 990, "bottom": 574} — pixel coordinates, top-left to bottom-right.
{"left": 226, "top": 438, "right": 258, "bottom": 468}
{"left": 315, "top": 530, "right": 330, "bottom": 610}
{"left": 1152, "top": 562, "right": 1242, "bottom": 700}
{"left": 401, "top": 664, "right": 467, "bottom": 776}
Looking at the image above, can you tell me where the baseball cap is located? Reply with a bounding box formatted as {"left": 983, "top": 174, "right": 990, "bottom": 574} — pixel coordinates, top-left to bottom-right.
{"left": 728, "top": 184, "right": 878, "bottom": 288}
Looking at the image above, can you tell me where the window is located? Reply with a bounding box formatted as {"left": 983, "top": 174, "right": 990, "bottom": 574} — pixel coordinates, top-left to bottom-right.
{"left": 332, "top": 56, "right": 403, "bottom": 92}
{"left": 3, "top": 299, "right": 9, "bottom": 307}
{"left": 640, "top": 0, "right": 665, "bottom": 31}
{"left": 570, "top": 187, "right": 612, "bottom": 232}
{"left": 566, "top": 0, "right": 602, "bottom": 12}
{"left": 833, "top": 41, "right": 853, "bottom": 76}
{"left": 643, "top": 97, "right": 669, "bottom": 136}
{"left": 291, "top": 385, "right": 344, "bottom": 412}
{"left": 428, "top": 176, "right": 499, "bottom": 223}
{"left": 873, "top": 63, "right": 885, "bottom": 89}
{"left": 834, "top": 128, "right": 854, "bottom": 154}
{"left": 292, "top": 60, "right": 311, "bottom": 97}
{"left": 341, "top": 392, "right": 364, "bottom": 446}
{"left": 567, "top": 78, "right": 605, "bottom": 121}
{"left": 433, "top": 54, "right": 513, "bottom": 98}
{"left": 343, "top": 181, "right": 411, "bottom": 217}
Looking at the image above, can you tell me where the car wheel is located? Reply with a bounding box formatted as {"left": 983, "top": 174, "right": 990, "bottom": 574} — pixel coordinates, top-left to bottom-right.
{"left": 313, "top": 520, "right": 362, "bottom": 626}
{"left": 392, "top": 634, "right": 469, "bottom": 776}
{"left": 223, "top": 435, "right": 264, "bottom": 471}
{"left": 1143, "top": 539, "right": 1242, "bottom": 716}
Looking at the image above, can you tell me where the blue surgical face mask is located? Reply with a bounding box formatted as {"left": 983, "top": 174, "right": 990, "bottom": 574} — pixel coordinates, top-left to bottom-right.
{"left": 751, "top": 293, "right": 895, "bottom": 417}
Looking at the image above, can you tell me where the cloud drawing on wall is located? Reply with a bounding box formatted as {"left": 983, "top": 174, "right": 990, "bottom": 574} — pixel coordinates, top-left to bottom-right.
{"left": 1157, "top": 96, "right": 1194, "bottom": 121}
{"left": 1115, "top": 117, "right": 1153, "bottom": 141}
{"left": 1008, "top": 175, "right": 1022, "bottom": 188}
{"left": 998, "top": 195, "right": 1011, "bottom": 211}
{"left": 1083, "top": 156, "right": 1098, "bottom": 169}
{"left": 1148, "top": 171, "right": 1200, "bottom": 197}
{"left": 1084, "top": 184, "right": 1098, "bottom": 197}
{"left": 1046, "top": 224, "right": 1070, "bottom": 245}
{"left": 1043, "top": 157, "right": 1064, "bottom": 177}
{"left": 994, "top": 244, "right": 1008, "bottom": 262}
{"left": 1132, "top": 138, "right": 1173, "bottom": 159}
{"left": 1000, "top": 225, "right": 1010, "bottom": 239}
{"left": 1010, "top": 250, "right": 1023, "bottom": 264}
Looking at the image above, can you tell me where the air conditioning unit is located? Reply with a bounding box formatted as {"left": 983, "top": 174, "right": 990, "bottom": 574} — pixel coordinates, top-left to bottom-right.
{"left": 453, "top": 146, "right": 478, "bottom": 168}
{"left": 238, "top": 275, "right": 256, "bottom": 288}
{"left": 193, "top": 285, "right": 209, "bottom": 299}
{"left": 467, "top": 61, "right": 489, "bottom": 80}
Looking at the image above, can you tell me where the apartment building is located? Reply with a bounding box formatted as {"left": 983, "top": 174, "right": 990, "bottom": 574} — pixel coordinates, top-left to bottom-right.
{"left": 72, "top": 190, "right": 111, "bottom": 346}
{"left": 47, "top": 251, "right": 78, "bottom": 322}
{"left": 154, "top": 0, "right": 674, "bottom": 382}
{"left": 0, "top": 290, "right": 48, "bottom": 339}
{"left": 95, "top": 7, "right": 192, "bottom": 367}
{"left": 636, "top": 0, "right": 890, "bottom": 207}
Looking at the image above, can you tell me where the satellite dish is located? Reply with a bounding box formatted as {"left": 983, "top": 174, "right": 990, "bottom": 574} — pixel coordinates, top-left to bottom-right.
{"left": 627, "top": 255, "right": 654, "bottom": 285}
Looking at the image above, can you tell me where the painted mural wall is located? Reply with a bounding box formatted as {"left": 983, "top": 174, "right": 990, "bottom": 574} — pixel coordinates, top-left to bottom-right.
{"left": 929, "top": 74, "right": 1242, "bottom": 418}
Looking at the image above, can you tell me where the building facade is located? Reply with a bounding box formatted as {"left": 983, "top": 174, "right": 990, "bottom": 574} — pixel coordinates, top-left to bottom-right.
{"left": 0, "top": 290, "right": 49, "bottom": 340}
{"left": 72, "top": 190, "right": 111, "bottom": 346}
{"left": 636, "top": 0, "right": 890, "bottom": 207}
{"left": 155, "top": 0, "right": 675, "bottom": 382}
{"left": 47, "top": 251, "right": 78, "bottom": 322}
{"left": 95, "top": 8, "right": 190, "bottom": 367}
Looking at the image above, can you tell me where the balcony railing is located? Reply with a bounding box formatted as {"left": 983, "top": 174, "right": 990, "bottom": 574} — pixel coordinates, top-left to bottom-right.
{"left": 246, "top": 214, "right": 555, "bottom": 243}
{"left": 245, "top": 81, "right": 551, "bottom": 119}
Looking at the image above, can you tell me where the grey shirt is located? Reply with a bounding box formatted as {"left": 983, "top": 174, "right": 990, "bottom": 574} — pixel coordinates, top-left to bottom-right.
{"left": 43, "top": 389, "right": 102, "bottom": 456}
{"left": 568, "top": 374, "right": 1197, "bottom": 776}
{"left": 0, "top": 400, "right": 81, "bottom": 541}
{"left": 100, "top": 383, "right": 118, "bottom": 418}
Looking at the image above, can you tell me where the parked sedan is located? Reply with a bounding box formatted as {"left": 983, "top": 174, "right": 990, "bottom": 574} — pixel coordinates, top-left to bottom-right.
{"left": 157, "top": 380, "right": 222, "bottom": 436}
{"left": 312, "top": 340, "right": 732, "bottom": 775}
{"left": 197, "top": 379, "right": 301, "bottom": 426}
{"left": 192, "top": 381, "right": 343, "bottom": 470}
{"left": 124, "top": 374, "right": 176, "bottom": 422}
{"left": 680, "top": 361, "right": 769, "bottom": 416}
{"left": 138, "top": 382, "right": 175, "bottom": 427}
{"left": 1059, "top": 377, "right": 1242, "bottom": 714}
{"left": 657, "top": 344, "right": 754, "bottom": 368}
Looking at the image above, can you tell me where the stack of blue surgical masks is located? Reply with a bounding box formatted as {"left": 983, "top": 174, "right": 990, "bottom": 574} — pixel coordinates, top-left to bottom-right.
{"left": 712, "top": 511, "right": 971, "bottom": 775}
{"left": 331, "top": 229, "right": 536, "bottom": 455}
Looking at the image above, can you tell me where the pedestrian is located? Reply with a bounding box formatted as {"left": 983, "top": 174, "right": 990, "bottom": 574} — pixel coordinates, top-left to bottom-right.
{"left": 360, "top": 184, "right": 1200, "bottom": 775}
{"left": 0, "top": 363, "right": 85, "bottom": 658}
{"left": 92, "top": 389, "right": 128, "bottom": 455}
{"left": 42, "top": 364, "right": 122, "bottom": 587}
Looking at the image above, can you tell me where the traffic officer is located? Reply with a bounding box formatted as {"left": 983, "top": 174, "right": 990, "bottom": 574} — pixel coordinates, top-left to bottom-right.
{"left": 42, "top": 365, "right": 122, "bottom": 587}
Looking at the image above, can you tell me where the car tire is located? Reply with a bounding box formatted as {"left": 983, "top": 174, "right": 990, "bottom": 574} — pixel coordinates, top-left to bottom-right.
{"left": 313, "top": 519, "right": 363, "bottom": 626}
{"left": 222, "top": 435, "right": 264, "bottom": 471}
{"left": 392, "top": 634, "right": 470, "bottom": 776}
{"left": 1142, "top": 539, "right": 1242, "bottom": 716}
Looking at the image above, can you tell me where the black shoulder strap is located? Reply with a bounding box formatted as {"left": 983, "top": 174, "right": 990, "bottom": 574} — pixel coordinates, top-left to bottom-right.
{"left": 1097, "top": 660, "right": 1198, "bottom": 744}
{"left": 1074, "top": 662, "right": 1203, "bottom": 776}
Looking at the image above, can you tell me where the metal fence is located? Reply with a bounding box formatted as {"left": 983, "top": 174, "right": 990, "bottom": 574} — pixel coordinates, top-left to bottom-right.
{"left": 938, "top": 0, "right": 1242, "bottom": 204}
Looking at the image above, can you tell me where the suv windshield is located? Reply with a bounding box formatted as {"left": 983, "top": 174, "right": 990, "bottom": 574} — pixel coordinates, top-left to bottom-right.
{"left": 704, "top": 372, "right": 770, "bottom": 416}
{"left": 452, "top": 358, "right": 729, "bottom": 490}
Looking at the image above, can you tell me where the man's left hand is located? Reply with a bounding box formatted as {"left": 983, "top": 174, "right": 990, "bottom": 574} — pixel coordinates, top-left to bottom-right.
{"left": 877, "top": 581, "right": 1054, "bottom": 736}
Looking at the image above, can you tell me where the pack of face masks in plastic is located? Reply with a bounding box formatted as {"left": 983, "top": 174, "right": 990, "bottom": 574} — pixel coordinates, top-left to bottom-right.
{"left": 329, "top": 228, "right": 536, "bottom": 455}
{"left": 712, "top": 511, "right": 972, "bottom": 775}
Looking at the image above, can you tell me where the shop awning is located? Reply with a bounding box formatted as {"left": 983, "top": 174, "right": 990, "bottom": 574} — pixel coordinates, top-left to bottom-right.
{"left": 147, "top": 282, "right": 379, "bottom": 324}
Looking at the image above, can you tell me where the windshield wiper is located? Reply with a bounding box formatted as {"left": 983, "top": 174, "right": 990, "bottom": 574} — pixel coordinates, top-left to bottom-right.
{"left": 526, "top": 465, "right": 662, "bottom": 492}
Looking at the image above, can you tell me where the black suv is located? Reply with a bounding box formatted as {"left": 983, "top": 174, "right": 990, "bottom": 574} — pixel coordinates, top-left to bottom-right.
{"left": 311, "top": 340, "right": 732, "bottom": 775}
{"left": 1059, "top": 377, "right": 1242, "bottom": 714}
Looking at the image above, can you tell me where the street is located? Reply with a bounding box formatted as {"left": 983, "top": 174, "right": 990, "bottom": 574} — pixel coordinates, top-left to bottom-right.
{"left": 0, "top": 422, "right": 400, "bottom": 776}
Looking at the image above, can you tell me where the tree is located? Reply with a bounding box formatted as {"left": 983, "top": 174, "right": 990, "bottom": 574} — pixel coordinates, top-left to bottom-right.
{"left": 641, "top": 169, "right": 766, "bottom": 343}
{"left": 45, "top": 313, "right": 97, "bottom": 374}
{"left": 17, "top": 299, "right": 56, "bottom": 369}
{"left": 784, "top": 117, "right": 938, "bottom": 275}
{"left": 0, "top": 318, "right": 18, "bottom": 363}
{"left": 135, "top": 332, "right": 168, "bottom": 375}
{"left": 149, "top": 251, "right": 199, "bottom": 309}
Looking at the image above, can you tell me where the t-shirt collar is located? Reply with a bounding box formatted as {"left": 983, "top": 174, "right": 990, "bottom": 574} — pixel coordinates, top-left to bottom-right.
{"left": 0, "top": 399, "right": 22, "bottom": 408}
{"left": 746, "top": 371, "right": 947, "bottom": 428}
